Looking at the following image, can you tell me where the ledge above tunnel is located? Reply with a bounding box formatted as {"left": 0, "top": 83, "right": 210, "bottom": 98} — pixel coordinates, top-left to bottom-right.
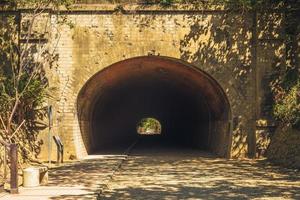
{"left": 77, "top": 56, "right": 232, "bottom": 157}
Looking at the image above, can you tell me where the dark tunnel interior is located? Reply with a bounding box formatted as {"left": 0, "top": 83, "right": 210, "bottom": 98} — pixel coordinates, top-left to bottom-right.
{"left": 92, "top": 76, "right": 210, "bottom": 151}
{"left": 77, "top": 56, "right": 232, "bottom": 157}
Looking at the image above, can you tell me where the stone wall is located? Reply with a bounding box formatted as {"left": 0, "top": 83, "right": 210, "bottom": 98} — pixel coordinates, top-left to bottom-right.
{"left": 267, "top": 126, "right": 300, "bottom": 169}
{"left": 2, "top": 3, "right": 286, "bottom": 160}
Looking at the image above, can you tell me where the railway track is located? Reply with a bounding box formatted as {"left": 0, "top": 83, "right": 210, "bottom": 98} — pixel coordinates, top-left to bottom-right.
{"left": 97, "top": 139, "right": 139, "bottom": 199}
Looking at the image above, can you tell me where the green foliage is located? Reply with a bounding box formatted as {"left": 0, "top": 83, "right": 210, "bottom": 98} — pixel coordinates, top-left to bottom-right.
{"left": 137, "top": 118, "right": 161, "bottom": 134}
{"left": 157, "top": 0, "right": 295, "bottom": 10}
{"left": 3, "top": 0, "right": 75, "bottom": 8}
{"left": 0, "top": 15, "right": 19, "bottom": 113}
{"left": 270, "top": 7, "right": 300, "bottom": 128}
{"left": 0, "top": 0, "right": 72, "bottom": 162}
{"left": 140, "top": 118, "right": 159, "bottom": 129}
{"left": 273, "top": 82, "right": 300, "bottom": 128}
{"left": 0, "top": 15, "right": 48, "bottom": 160}
{"left": 160, "top": 0, "right": 172, "bottom": 5}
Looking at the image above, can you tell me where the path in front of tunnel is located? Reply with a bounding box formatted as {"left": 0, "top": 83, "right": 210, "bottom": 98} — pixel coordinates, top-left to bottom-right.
{"left": 99, "top": 144, "right": 300, "bottom": 200}
{"left": 1, "top": 141, "right": 299, "bottom": 200}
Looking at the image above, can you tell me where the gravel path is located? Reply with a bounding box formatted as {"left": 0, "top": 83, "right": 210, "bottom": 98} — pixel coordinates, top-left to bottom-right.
{"left": 1, "top": 146, "right": 299, "bottom": 199}
{"left": 0, "top": 155, "right": 126, "bottom": 200}
{"left": 100, "top": 147, "right": 300, "bottom": 200}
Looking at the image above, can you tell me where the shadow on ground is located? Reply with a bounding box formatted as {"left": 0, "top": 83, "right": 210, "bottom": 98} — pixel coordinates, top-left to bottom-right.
{"left": 48, "top": 155, "right": 125, "bottom": 200}
{"left": 48, "top": 147, "right": 300, "bottom": 200}
{"left": 100, "top": 150, "right": 300, "bottom": 200}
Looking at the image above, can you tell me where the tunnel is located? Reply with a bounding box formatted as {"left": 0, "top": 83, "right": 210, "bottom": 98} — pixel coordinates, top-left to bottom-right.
{"left": 77, "top": 56, "right": 232, "bottom": 158}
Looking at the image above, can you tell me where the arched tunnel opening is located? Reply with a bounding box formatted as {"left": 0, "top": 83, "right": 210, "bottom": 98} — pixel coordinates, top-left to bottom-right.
{"left": 77, "top": 56, "right": 232, "bottom": 158}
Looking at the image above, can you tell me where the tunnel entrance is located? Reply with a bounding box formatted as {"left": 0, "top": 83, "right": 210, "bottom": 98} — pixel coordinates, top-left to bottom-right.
{"left": 77, "top": 56, "right": 232, "bottom": 157}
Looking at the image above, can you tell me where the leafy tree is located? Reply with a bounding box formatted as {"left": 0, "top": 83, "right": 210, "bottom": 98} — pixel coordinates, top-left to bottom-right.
{"left": 0, "top": 0, "right": 74, "bottom": 162}
{"left": 269, "top": 2, "right": 300, "bottom": 128}
{"left": 273, "top": 82, "right": 300, "bottom": 127}
{"left": 137, "top": 118, "right": 161, "bottom": 134}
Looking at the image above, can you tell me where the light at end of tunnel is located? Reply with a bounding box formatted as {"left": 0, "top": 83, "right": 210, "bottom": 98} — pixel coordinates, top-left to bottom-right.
{"left": 137, "top": 118, "right": 162, "bottom": 135}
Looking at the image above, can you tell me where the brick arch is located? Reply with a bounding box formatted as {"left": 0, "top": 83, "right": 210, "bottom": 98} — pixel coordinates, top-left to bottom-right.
{"left": 77, "top": 56, "right": 232, "bottom": 157}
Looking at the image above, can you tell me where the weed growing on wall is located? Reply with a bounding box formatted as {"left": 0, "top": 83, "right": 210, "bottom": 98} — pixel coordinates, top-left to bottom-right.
{"left": 0, "top": 0, "right": 74, "bottom": 163}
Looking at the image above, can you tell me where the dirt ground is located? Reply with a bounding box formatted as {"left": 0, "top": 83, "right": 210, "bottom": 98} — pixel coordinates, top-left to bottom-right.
{"left": 100, "top": 147, "right": 300, "bottom": 200}
{"left": 1, "top": 145, "right": 299, "bottom": 200}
